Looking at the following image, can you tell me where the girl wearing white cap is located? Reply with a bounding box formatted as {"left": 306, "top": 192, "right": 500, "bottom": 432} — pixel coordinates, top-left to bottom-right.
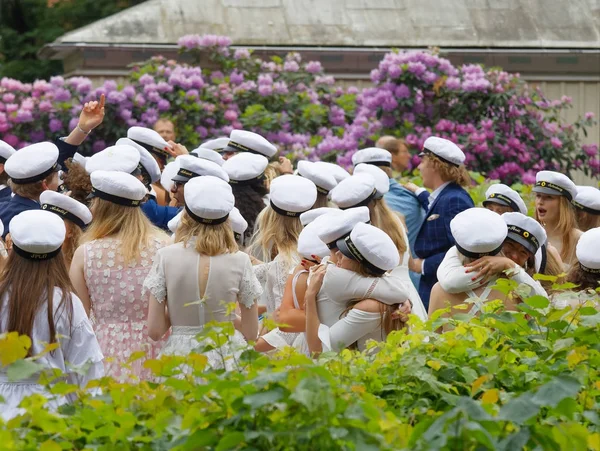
{"left": 533, "top": 171, "right": 582, "bottom": 268}
{"left": 436, "top": 212, "right": 552, "bottom": 298}
{"left": 69, "top": 171, "right": 169, "bottom": 380}
{"left": 254, "top": 216, "right": 332, "bottom": 354}
{"left": 0, "top": 210, "right": 103, "bottom": 420}
{"left": 249, "top": 175, "right": 317, "bottom": 311}
{"left": 144, "top": 177, "right": 261, "bottom": 368}
{"left": 39, "top": 191, "right": 92, "bottom": 267}
{"left": 429, "top": 209, "right": 521, "bottom": 321}
{"left": 558, "top": 227, "right": 600, "bottom": 308}
{"left": 572, "top": 186, "right": 600, "bottom": 232}
{"left": 223, "top": 153, "right": 270, "bottom": 243}
{"left": 305, "top": 223, "right": 413, "bottom": 354}
{"left": 297, "top": 160, "right": 337, "bottom": 208}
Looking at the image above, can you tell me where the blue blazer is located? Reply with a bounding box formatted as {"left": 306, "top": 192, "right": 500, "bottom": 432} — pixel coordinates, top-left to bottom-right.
{"left": 414, "top": 183, "right": 474, "bottom": 308}
{"left": 0, "top": 195, "right": 40, "bottom": 239}
{"left": 141, "top": 197, "right": 181, "bottom": 231}
{"left": 0, "top": 186, "right": 12, "bottom": 203}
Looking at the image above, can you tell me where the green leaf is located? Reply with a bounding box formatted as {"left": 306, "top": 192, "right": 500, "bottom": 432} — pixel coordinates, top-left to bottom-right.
{"left": 243, "top": 387, "right": 285, "bottom": 409}
{"left": 6, "top": 359, "right": 42, "bottom": 382}
{"left": 216, "top": 431, "right": 245, "bottom": 451}
{"left": 498, "top": 393, "right": 540, "bottom": 423}
{"left": 524, "top": 295, "right": 549, "bottom": 309}
{"left": 532, "top": 376, "right": 581, "bottom": 408}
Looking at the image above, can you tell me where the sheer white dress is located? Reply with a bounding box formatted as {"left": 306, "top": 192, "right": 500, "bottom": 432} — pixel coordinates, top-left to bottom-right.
{"left": 0, "top": 288, "right": 104, "bottom": 420}
{"left": 143, "top": 240, "right": 262, "bottom": 370}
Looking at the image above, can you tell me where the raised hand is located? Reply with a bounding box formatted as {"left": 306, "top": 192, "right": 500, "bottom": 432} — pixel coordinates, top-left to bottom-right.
{"left": 79, "top": 94, "right": 105, "bottom": 133}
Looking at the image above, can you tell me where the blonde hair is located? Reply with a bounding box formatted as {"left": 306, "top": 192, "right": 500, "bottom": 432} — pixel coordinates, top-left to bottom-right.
{"left": 536, "top": 196, "right": 580, "bottom": 264}
{"left": 264, "top": 162, "right": 282, "bottom": 191}
{"left": 576, "top": 209, "right": 600, "bottom": 232}
{"left": 369, "top": 198, "right": 408, "bottom": 255}
{"left": 174, "top": 210, "right": 238, "bottom": 256}
{"left": 426, "top": 155, "right": 471, "bottom": 188}
{"left": 62, "top": 220, "right": 83, "bottom": 267}
{"left": 81, "top": 198, "right": 167, "bottom": 263}
{"left": 248, "top": 206, "right": 303, "bottom": 263}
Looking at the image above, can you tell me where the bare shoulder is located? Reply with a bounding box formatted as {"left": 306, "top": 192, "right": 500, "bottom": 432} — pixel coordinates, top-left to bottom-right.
{"left": 353, "top": 299, "right": 383, "bottom": 313}
{"left": 573, "top": 228, "right": 584, "bottom": 241}
{"left": 71, "top": 244, "right": 85, "bottom": 267}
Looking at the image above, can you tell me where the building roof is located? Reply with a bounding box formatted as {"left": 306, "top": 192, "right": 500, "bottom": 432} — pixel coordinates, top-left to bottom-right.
{"left": 46, "top": 0, "right": 600, "bottom": 49}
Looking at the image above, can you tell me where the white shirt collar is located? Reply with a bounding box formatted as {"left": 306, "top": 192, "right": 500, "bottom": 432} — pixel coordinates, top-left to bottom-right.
{"left": 0, "top": 185, "right": 6, "bottom": 191}
{"left": 429, "top": 182, "right": 451, "bottom": 205}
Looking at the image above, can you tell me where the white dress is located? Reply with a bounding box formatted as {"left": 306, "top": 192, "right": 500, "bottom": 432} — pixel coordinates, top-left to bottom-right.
{"left": 0, "top": 288, "right": 104, "bottom": 420}
{"left": 143, "top": 240, "right": 262, "bottom": 370}
{"left": 316, "top": 262, "right": 418, "bottom": 352}
{"left": 436, "top": 246, "right": 548, "bottom": 297}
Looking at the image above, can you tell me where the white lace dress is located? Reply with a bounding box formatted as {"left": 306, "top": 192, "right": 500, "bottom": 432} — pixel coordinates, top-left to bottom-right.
{"left": 0, "top": 288, "right": 104, "bottom": 420}
{"left": 143, "top": 241, "right": 262, "bottom": 370}
{"left": 83, "top": 236, "right": 167, "bottom": 380}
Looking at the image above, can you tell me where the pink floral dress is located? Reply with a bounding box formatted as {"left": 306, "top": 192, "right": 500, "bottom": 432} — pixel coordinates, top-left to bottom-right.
{"left": 84, "top": 236, "right": 167, "bottom": 380}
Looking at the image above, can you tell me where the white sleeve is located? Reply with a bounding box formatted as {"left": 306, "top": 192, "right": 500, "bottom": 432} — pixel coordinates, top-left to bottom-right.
{"left": 64, "top": 300, "right": 104, "bottom": 389}
{"left": 239, "top": 257, "right": 263, "bottom": 309}
{"left": 437, "top": 246, "right": 485, "bottom": 294}
{"left": 253, "top": 262, "right": 268, "bottom": 286}
{"left": 142, "top": 253, "right": 167, "bottom": 303}
{"left": 318, "top": 309, "right": 381, "bottom": 352}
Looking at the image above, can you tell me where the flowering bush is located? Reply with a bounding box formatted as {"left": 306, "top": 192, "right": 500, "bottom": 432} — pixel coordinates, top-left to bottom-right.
{"left": 1, "top": 282, "right": 600, "bottom": 449}
{"left": 0, "top": 34, "right": 597, "bottom": 183}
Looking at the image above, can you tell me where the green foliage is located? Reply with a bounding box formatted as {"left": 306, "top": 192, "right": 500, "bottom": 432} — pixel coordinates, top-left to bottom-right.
{"left": 1, "top": 290, "right": 599, "bottom": 450}
{"left": 0, "top": 0, "right": 144, "bottom": 81}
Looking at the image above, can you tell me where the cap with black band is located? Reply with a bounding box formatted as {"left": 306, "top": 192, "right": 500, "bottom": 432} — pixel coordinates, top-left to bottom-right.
{"left": 172, "top": 155, "right": 229, "bottom": 184}
{"left": 297, "top": 160, "right": 337, "bottom": 196}
{"left": 269, "top": 174, "right": 317, "bottom": 218}
{"left": 451, "top": 208, "right": 508, "bottom": 260}
{"left": 223, "top": 152, "right": 269, "bottom": 186}
{"left": 116, "top": 137, "right": 161, "bottom": 185}
{"left": 572, "top": 186, "right": 600, "bottom": 215}
{"left": 335, "top": 222, "right": 399, "bottom": 276}
{"left": 533, "top": 171, "right": 577, "bottom": 201}
{"left": 316, "top": 207, "right": 369, "bottom": 250}
{"left": 502, "top": 212, "right": 547, "bottom": 257}
{"left": 224, "top": 130, "right": 277, "bottom": 158}
{"left": 85, "top": 145, "right": 140, "bottom": 175}
{"left": 483, "top": 184, "right": 527, "bottom": 215}
{"left": 353, "top": 163, "right": 390, "bottom": 198}
{"left": 90, "top": 171, "right": 147, "bottom": 208}
{"left": 352, "top": 147, "right": 392, "bottom": 168}
{"left": 5, "top": 142, "right": 60, "bottom": 185}
{"left": 0, "top": 140, "right": 16, "bottom": 165}
{"left": 40, "top": 190, "right": 92, "bottom": 230}
{"left": 127, "top": 126, "right": 172, "bottom": 161}
{"left": 419, "top": 136, "right": 465, "bottom": 168}
{"left": 10, "top": 210, "right": 66, "bottom": 261}
{"left": 330, "top": 173, "right": 377, "bottom": 210}
{"left": 576, "top": 228, "right": 600, "bottom": 274}
{"left": 183, "top": 175, "right": 235, "bottom": 227}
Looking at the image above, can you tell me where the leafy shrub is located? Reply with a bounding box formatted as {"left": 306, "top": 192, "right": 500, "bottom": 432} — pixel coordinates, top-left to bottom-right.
{"left": 0, "top": 34, "right": 597, "bottom": 183}
{"left": 1, "top": 281, "right": 599, "bottom": 450}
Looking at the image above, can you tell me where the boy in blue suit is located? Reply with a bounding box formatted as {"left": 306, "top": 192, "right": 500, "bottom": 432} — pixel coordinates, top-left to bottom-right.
{"left": 404, "top": 137, "right": 474, "bottom": 310}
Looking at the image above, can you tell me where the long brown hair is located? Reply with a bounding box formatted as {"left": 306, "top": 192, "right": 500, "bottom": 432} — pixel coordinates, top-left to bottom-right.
{"left": 0, "top": 250, "right": 74, "bottom": 357}
{"left": 369, "top": 198, "right": 408, "bottom": 255}
{"left": 536, "top": 196, "right": 580, "bottom": 265}
{"left": 174, "top": 210, "right": 238, "bottom": 256}
{"left": 62, "top": 220, "right": 83, "bottom": 267}
{"left": 566, "top": 263, "right": 600, "bottom": 291}
{"left": 575, "top": 210, "right": 600, "bottom": 232}
{"left": 81, "top": 198, "right": 167, "bottom": 263}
